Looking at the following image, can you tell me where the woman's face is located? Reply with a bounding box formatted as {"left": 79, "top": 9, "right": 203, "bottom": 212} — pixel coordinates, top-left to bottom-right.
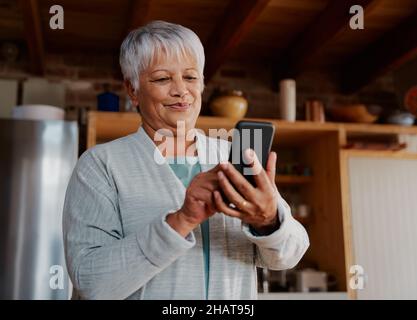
{"left": 128, "top": 53, "right": 202, "bottom": 137}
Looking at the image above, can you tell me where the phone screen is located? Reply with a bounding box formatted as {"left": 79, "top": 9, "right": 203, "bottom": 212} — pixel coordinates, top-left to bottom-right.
{"left": 228, "top": 121, "right": 275, "bottom": 186}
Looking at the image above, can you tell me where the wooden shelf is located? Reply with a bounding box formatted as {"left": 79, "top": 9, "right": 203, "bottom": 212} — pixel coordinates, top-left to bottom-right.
{"left": 87, "top": 111, "right": 417, "bottom": 149}
{"left": 276, "top": 175, "right": 313, "bottom": 185}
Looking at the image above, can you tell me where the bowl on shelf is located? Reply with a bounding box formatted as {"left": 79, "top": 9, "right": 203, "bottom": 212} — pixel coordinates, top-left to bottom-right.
{"left": 386, "top": 110, "right": 415, "bottom": 126}
{"left": 328, "top": 104, "right": 378, "bottom": 123}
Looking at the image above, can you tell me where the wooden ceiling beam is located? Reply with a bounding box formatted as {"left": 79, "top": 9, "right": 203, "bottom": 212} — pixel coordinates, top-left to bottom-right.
{"left": 340, "top": 9, "right": 417, "bottom": 94}
{"left": 204, "top": 0, "right": 271, "bottom": 82}
{"left": 114, "top": 0, "right": 152, "bottom": 80}
{"left": 127, "top": 0, "right": 152, "bottom": 33}
{"left": 274, "top": 0, "right": 378, "bottom": 80}
{"left": 19, "top": 0, "right": 45, "bottom": 75}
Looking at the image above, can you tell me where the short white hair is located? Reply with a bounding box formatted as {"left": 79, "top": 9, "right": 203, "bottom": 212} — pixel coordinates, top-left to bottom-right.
{"left": 119, "top": 20, "right": 205, "bottom": 92}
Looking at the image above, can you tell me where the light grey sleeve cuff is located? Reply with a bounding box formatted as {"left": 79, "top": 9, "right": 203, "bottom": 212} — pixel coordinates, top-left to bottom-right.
{"left": 136, "top": 212, "right": 196, "bottom": 268}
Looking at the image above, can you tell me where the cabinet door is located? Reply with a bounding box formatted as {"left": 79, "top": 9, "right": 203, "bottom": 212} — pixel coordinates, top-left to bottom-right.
{"left": 348, "top": 157, "right": 417, "bottom": 299}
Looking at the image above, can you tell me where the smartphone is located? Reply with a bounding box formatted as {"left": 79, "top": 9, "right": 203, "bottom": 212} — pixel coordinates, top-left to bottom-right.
{"left": 228, "top": 120, "right": 275, "bottom": 187}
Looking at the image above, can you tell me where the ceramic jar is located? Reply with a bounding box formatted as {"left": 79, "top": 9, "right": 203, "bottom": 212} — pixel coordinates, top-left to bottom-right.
{"left": 209, "top": 89, "right": 248, "bottom": 119}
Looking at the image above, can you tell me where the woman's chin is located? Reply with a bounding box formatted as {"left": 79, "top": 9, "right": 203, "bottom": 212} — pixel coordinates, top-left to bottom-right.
{"left": 162, "top": 108, "right": 199, "bottom": 128}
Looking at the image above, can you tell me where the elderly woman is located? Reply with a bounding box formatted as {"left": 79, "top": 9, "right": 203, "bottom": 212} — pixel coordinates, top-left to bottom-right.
{"left": 63, "top": 20, "right": 309, "bottom": 300}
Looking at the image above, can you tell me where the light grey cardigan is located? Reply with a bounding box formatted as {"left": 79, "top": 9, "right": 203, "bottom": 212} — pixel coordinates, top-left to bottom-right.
{"left": 63, "top": 126, "right": 309, "bottom": 300}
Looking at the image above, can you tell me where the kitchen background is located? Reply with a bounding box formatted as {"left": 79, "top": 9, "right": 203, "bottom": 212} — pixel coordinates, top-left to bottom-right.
{"left": 1, "top": 0, "right": 417, "bottom": 300}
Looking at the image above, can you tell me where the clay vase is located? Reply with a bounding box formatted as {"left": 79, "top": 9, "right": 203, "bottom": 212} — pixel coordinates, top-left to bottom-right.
{"left": 209, "top": 90, "right": 248, "bottom": 119}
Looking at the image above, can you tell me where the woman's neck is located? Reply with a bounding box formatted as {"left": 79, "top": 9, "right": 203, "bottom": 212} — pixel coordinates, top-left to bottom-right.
{"left": 142, "top": 122, "right": 197, "bottom": 157}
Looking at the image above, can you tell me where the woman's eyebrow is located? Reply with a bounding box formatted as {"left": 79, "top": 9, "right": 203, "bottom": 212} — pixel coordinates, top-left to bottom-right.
{"left": 148, "top": 67, "right": 197, "bottom": 75}
{"left": 149, "top": 69, "right": 169, "bottom": 74}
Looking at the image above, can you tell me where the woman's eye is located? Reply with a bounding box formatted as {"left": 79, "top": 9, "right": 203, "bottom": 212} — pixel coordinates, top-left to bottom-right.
{"left": 184, "top": 76, "right": 197, "bottom": 81}
{"left": 155, "top": 77, "right": 170, "bottom": 82}
{"left": 150, "top": 77, "right": 170, "bottom": 83}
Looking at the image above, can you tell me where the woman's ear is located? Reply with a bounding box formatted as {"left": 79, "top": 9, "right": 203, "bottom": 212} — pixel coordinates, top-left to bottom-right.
{"left": 124, "top": 80, "right": 139, "bottom": 108}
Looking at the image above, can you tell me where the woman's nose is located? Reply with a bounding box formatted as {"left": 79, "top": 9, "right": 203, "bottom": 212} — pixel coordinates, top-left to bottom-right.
{"left": 169, "top": 78, "right": 188, "bottom": 97}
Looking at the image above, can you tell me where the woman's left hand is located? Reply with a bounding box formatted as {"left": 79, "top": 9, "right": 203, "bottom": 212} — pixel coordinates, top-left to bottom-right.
{"left": 213, "top": 149, "right": 280, "bottom": 235}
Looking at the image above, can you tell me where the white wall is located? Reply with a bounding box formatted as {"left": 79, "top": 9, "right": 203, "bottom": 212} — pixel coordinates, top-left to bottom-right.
{"left": 348, "top": 157, "right": 417, "bottom": 299}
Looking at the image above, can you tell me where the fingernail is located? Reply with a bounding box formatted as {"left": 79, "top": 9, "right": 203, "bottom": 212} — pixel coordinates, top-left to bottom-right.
{"left": 244, "top": 149, "right": 254, "bottom": 164}
{"left": 245, "top": 148, "right": 254, "bottom": 159}
{"left": 217, "top": 171, "right": 224, "bottom": 179}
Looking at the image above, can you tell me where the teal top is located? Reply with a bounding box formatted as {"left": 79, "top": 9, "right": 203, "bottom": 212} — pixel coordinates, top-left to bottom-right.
{"left": 167, "top": 156, "right": 210, "bottom": 299}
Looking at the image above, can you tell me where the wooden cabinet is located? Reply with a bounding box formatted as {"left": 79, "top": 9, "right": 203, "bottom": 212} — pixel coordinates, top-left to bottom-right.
{"left": 87, "top": 111, "right": 417, "bottom": 299}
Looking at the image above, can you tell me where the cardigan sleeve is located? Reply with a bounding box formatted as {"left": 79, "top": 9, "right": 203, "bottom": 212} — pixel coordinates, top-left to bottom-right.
{"left": 63, "top": 148, "right": 195, "bottom": 299}
{"left": 241, "top": 195, "right": 310, "bottom": 270}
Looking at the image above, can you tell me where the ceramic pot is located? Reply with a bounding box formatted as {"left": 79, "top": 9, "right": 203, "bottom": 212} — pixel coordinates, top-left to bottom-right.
{"left": 209, "top": 90, "right": 248, "bottom": 119}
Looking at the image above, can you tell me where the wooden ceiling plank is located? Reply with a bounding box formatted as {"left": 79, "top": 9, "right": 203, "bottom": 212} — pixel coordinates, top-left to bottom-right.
{"left": 275, "top": 0, "right": 379, "bottom": 79}
{"left": 19, "top": 0, "right": 45, "bottom": 75}
{"left": 113, "top": 0, "right": 151, "bottom": 80}
{"left": 340, "top": 9, "right": 417, "bottom": 94}
{"left": 204, "top": 0, "right": 271, "bottom": 82}
{"left": 127, "top": 0, "right": 152, "bottom": 32}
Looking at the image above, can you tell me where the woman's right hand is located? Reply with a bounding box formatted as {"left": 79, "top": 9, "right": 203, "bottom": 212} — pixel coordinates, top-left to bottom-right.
{"left": 166, "top": 164, "right": 222, "bottom": 237}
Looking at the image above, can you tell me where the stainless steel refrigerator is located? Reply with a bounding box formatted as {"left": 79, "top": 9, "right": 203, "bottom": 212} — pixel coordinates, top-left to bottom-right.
{"left": 0, "top": 118, "right": 78, "bottom": 299}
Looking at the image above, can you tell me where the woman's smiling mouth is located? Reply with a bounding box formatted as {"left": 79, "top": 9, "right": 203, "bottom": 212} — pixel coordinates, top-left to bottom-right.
{"left": 164, "top": 102, "right": 192, "bottom": 111}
